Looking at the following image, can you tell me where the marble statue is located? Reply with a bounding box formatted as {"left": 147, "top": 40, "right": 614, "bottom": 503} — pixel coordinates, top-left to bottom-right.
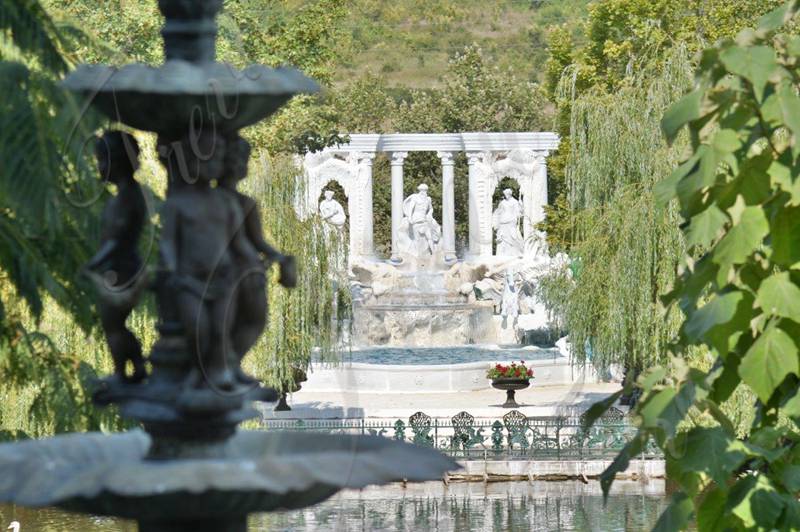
{"left": 492, "top": 188, "right": 525, "bottom": 256}
{"left": 501, "top": 268, "right": 520, "bottom": 323}
{"left": 319, "top": 189, "right": 346, "bottom": 229}
{"left": 397, "top": 184, "right": 441, "bottom": 257}
{"left": 219, "top": 133, "right": 297, "bottom": 384}
{"left": 85, "top": 130, "right": 148, "bottom": 384}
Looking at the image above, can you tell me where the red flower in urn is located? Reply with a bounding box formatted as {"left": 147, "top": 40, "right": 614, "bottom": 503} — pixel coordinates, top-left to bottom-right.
{"left": 486, "top": 361, "right": 535, "bottom": 381}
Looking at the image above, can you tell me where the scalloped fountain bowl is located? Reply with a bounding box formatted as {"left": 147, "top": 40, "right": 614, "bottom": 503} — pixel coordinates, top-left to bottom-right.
{"left": 0, "top": 430, "right": 456, "bottom": 531}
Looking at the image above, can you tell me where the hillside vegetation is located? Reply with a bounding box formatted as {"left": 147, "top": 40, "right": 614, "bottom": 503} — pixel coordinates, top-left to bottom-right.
{"left": 334, "top": 0, "right": 591, "bottom": 88}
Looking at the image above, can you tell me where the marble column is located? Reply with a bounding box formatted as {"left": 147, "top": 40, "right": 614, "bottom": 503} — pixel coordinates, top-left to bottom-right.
{"left": 466, "top": 152, "right": 482, "bottom": 257}
{"left": 357, "top": 152, "right": 376, "bottom": 257}
{"left": 437, "top": 151, "right": 457, "bottom": 263}
{"left": 523, "top": 153, "right": 549, "bottom": 244}
{"left": 390, "top": 151, "right": 408, "bottom": 262}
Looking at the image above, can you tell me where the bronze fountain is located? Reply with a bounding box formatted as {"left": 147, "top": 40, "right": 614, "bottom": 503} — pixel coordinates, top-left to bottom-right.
{"left": 0, "top": 2, "right": 455, "bottom": 530}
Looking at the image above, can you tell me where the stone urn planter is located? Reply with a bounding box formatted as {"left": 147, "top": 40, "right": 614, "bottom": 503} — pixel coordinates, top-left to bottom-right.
{"left": 491, "top": 378, "right": 530, "bottom": 408}
{"left": 274, "top": 366, "right": 308, "bottom": 412}
{"left": 487, "top": 362, "right": 534, "bottom": 408}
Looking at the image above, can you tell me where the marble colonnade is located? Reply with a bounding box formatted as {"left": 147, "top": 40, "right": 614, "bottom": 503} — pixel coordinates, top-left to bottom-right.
{"left": 298, "top": 133, "right": 560, "bottom": 261}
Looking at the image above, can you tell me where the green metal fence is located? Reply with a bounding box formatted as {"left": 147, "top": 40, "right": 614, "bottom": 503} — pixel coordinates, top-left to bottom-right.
{"left": 262, "top": 408, "right": 659, "bottom": 460}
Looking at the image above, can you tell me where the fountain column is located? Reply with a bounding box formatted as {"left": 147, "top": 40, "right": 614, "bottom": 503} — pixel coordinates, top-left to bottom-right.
{"left": 466, "top": 151, "right": 482, "bottom": 257}
{"left": 438, "top": 151, "right": 457, "bottom": 263}
{"left": 390, "top": 151, "right": 408, "bottom": 262}
{"left": 358, "top": 152, "right": 376, "bottom": 257}
{"left": 524, "top": 153, "right": 549, "bottom": 244}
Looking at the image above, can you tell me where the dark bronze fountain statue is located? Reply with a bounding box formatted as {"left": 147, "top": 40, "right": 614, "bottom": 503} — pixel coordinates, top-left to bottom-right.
{"left": 0, "top": 2, "right": 455, "bottom": 531}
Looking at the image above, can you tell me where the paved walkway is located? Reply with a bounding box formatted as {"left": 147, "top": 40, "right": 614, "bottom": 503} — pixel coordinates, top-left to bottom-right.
{"left": 262, "top": 383, "right": 622, "bottom": 420}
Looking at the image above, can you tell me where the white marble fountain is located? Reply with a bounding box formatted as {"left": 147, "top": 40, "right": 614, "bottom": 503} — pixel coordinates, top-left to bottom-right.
{"left": 295, "top": 132, "right": 602, "bottom": 394}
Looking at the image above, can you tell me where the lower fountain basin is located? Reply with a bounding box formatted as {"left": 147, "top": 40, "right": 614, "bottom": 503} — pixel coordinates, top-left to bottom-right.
{"left": 304, "top": 347, "right": 600, "bottom": 393}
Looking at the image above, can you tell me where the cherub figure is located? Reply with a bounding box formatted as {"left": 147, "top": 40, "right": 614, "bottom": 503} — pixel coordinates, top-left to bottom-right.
{"left": 218, "top": 134, "right": 296, "bottom": 384}
{"left": 158, "top": 131, "right": 244, "bottom": 391}
{"left": 85, "top": 130, "right": 148, "bottom": 383}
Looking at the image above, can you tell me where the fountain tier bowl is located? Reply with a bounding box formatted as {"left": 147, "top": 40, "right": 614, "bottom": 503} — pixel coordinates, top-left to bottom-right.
{"left": 0, "top": 430, "right": 456, "bottom": 530}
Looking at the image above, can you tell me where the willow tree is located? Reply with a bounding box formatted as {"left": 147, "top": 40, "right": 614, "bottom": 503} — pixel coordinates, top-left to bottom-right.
{"left": 543, "top": 49, "right": 693, "bottom": 372}
{"left": 239, "top": 155, "right": 341, "bottom": 391}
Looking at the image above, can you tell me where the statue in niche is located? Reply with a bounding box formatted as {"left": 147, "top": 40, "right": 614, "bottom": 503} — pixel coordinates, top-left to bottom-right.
{"left": 319, "top": 189, "right": 347, "bottom": 268}
{"left": 492, "top": 188, "right": 525, "bottom": 256}
{"left": 397, "top": 183, "right": 441, "bottom": 257}
{"left": 85, "top": 130, "right": 148, "bottom": 384}
{"left": 159, "top": 131, "right": 250, "bottom": 391}
{"left": 319, "top": 189, "right": 346, "bottom": 230}
{"left": 219, "top": 134, "right": 297, "bottom": 385}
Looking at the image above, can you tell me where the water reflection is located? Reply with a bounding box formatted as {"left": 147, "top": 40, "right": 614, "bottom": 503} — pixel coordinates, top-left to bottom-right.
{"left": 1, "top": 480, "right": 667, "bottom": 531}
{"left": 253, "top": 480, "right": 668, "bottom": 531}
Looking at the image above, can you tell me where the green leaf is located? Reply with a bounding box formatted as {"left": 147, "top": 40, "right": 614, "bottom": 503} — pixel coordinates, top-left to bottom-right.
{"left": 639, "top": 382, "right": 696, "bottom": 439}
{"left": 679, "top": 427, "right": 749, "bottom": 486}
{"left": 739, "top": 325, "right": 799, "bottom": 403}
{"left": 780, "top": 465, "right": 800, "bottom": 491}
{"left": 712, "top": 205, "right": 768, "bottom": 267}
{"left": 684, "top": 291, "right": 743, "bottom": 342}
{"left": 580, "top": 390, "right": 624, "bottom": 433}
{"left": 686, "top": 205, "right": 727, "bottom": 248}
{"left": 758, "top": 0, "right": 799, "bottom": 33}
{"left": 778, "top": 81, "right": 800, "bottom": 158}
{"left": 662, "top": 88, "right": 703, "bottom": 144}
{"left": 783, "top": 387, "right": 800, "bottom": 418}
{"left": 697, "top": 487, "right": 728, "bottom": 531}
{"left": 600, "top": 434, "right": 644, "bottom": 498}
{"left": 756, "top": 272, "right": 800, "bottom": 322}
{"left": 729, "top": 475, "right": 785, "bottom": 529}
{"left": 719, "top": 45, "right": 780, "bottom": 101}
{"left": 652, "top": 492, "right": 694, "bottom": 532}
{"left": 768, "top": 158, "right": 800, "bottom": 205}
{"left": 772, "top": 206, "right": 800, "bottom": 267}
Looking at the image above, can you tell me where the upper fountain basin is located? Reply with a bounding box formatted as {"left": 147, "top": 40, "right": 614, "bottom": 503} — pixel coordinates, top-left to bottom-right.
{"left": 62, "top": 61, "right": 319, "bottom": 135}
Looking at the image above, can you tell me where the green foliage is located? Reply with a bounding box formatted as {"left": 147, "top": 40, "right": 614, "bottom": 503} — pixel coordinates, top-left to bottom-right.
{"left": 540, "top": 49, "right": 692, "bottom": 371}
{"left": 1, "top": 0, "right": 102, "bottom": 330}
{"left": 239, "top": 155, "right": 341, "bottom": 391}
{"left": 597, "top": 4, "right": 800, "bottom": 528}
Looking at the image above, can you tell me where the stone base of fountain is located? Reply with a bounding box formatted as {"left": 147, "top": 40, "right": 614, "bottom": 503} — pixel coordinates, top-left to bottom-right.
{"left": 352, "top": 300, "right": 494, "bottom": 346}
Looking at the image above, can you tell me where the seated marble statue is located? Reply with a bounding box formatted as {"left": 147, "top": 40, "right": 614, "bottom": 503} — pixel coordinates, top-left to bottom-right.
{"left": 397, "top": 184, "right": 441, "bottom": 257}
{"left": 492, "top": 188, "right": 525, "bottom": 256}
{"left": 319, "top": 189, "right": 346, "bottom": 229}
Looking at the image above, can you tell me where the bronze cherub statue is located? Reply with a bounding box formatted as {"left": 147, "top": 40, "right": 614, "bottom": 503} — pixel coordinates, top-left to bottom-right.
{"left": 85, "top": 130, "right": 148, "bottom": 384}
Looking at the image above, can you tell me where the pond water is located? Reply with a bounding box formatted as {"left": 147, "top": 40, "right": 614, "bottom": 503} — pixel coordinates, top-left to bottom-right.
{"left": 1, "top": 480, "right": 669, "bottom": 531}
{"left": 330, "top": 345, "right": 562, "bottom": 366}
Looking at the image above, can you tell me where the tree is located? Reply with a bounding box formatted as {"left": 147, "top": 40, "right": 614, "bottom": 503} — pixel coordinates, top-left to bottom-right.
{"left": 594, "top": 3, "right": 800, "bottom": 528}
{"left": 0, "top": 0, "right": 127, "bottom": 437}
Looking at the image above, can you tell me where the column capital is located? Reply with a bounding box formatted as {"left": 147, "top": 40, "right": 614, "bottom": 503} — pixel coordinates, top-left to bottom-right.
{"left": 350, "top": 151, "right": 377, "bottom": 166}
{"left": 390, "top": 151, "right": 408, "bottom": 165}
{"left": 465, "top": 151, "right": 484, "bottom": 165}
{"left": 436, "top": 151, "right": 455, "bottom": 165}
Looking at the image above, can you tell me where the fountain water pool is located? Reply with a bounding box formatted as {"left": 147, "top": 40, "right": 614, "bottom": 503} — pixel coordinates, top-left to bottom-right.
{"left": 304, "top": 344, "right": 600, "bottom": 393}
{"left": 0, "top": 480, "right": 667, "bottom": 531}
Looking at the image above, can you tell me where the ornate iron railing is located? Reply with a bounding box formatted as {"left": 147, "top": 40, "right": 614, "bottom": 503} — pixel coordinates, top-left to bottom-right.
{"left": 261, "top": 408, "right": 660, "bottom": 460}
